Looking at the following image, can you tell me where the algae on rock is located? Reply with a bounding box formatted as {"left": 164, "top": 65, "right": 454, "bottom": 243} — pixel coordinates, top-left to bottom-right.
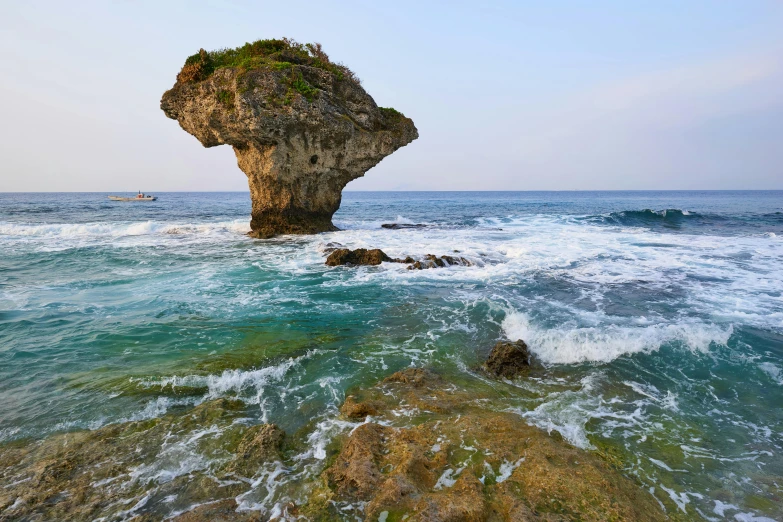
{"left": 306, "top": 368, "right": 668, "bottom": 522}
{"left": 161, "top": 39, "right": 418, "bottom": 238}
{"left": 0, "top": 399, "right": 283, "bottom": 521}
{"left": 1, "top": 366, "right": 669, "bottom": 521}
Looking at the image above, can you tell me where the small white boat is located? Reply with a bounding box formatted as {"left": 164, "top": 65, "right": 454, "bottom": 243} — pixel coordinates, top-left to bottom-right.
{"left": 109, "top": 192, "right": 157, "bottom": 202}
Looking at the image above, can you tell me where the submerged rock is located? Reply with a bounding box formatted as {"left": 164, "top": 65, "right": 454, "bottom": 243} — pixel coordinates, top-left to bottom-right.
{"left": 381, "top": 223, "right": 427, "bottom": 229}
{"left": 325, "top": 248, "right": 392, "bottom": 266}
{"left": 0, "top": 399, "right": 283, "bottom": 521}
{"left": 307, "top": 368, "right": 666, "bottom": 522}
{"left": 171, "top": 499, "right": 263, "bottom": 522}
{"left": 224, "top": 423, "right": 284, "bottom": 476}
{"left": 484, "top": 339, "right": 531, "bottom": 379}
{"left": 161, "top": 39, "right": 417, "bottom": 239}
{"left": 321, "top": 241, "right": 345, "bottom": 254}
{"left": 340, "top": 395, "right": 384, "bottom": 419}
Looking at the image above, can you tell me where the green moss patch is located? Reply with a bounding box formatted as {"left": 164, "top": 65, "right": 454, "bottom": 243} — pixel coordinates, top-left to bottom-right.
{"left": 216, "top": 89, "right": 235, "bottom": 109}
{"left": 176, "top": 38, "right": 360, "bottom": 85}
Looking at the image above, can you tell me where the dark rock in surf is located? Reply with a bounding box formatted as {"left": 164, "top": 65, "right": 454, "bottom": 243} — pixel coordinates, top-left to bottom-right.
{"left": 325, "top": 248, "right": 392, "bottom": 266}
{"left": 324, "top": 249, "right": 472, "bottom": 269}
{"left": 322, "top": 242, "right": 345, "bottom": 254}
{"left": 381, "top": 223, "right": 427, "bottom": 230}
{"left": 407, "top": 254, "right": 472, "bottom": 270}
{"left": 484, "top": 339, "right": 530, "bottom": 379}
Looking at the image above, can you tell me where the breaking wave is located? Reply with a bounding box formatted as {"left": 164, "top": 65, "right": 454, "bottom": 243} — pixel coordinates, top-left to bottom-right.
{"left": 501, "top": 312, "right": 733, "bottom": 364}
{"left": 138, "top": 353, "right": 310, "bottom": 404}
{"left": 586, "top": 208, "right": 706, "bottom": 229}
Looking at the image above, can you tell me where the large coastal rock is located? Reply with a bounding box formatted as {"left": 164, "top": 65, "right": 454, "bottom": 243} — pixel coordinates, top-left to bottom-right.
{"left": 161, "top": 39, "right": 418, "bottom": 238}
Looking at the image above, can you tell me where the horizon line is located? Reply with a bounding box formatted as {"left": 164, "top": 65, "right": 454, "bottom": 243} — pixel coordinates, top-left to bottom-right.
{"left": 1, "top": 189, "right": 783, "bottom": 193}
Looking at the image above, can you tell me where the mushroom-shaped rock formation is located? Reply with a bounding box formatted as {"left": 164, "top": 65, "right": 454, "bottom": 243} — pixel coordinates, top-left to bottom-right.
{"left": 161, "top": 39, "right": 418, "bottom": 238}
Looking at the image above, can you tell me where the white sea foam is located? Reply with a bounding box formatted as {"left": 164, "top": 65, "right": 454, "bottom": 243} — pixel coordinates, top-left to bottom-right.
{"left": 141, "top": 353, "right": 309, "bottom": 408}
{"left": 0, "top": 219, "right": 251, "bottom": 243}
{"left": 714, "top": 500, "right": 740, "bottom": 517}
{"left": 624, "top": 382, "right": 679, "bottom": 411}
{"left": 513, "top": 374, "right": 602, "bottom": 448}
{"left": 501, "top": 311, "right": 732, "bottom": 364}
{"left": 322, "top": 212, "right": 783, "bottom": 341}
{"left": 758, "top": 362, "right": 783, "bottom": 385}
{"left": 433, "top": 467, "right": 463, "bottom": 489}
{"left": 733, "top": 513, "right": 778, "bottom": 522}
{"left": 496, "top": 458, "right": 524, "bottom": 483}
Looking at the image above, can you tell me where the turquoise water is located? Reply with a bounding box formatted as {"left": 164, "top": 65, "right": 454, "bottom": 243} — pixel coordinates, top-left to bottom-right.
{"left": 1, "top": 191, "right": 782, "bottom": 520}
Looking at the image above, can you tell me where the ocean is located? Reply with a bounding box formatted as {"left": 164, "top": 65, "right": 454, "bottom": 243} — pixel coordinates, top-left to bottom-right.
{"left": 1, "top": 191, "right": 781, "bottom": 520}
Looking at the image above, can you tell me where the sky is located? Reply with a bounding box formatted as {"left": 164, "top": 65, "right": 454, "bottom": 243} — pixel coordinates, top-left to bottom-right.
{"left": 1, "top": 1, "right": 782, "bottom": 191}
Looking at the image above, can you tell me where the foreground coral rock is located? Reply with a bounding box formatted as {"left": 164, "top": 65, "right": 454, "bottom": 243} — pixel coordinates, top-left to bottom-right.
{"left": 161, "top": 39, "right": 418, "bottom": 238}
{"left": 0, "top": 399, "right": 282, "bottom": 521}
{"left": 0, "top": 368, "right": 668, "bottom": 521}
{"left": 307, "top": 368, "right": 666, "bottom": 521}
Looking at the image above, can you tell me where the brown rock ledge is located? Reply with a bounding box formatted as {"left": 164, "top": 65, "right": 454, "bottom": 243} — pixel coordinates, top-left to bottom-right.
{"left": 305, "top": 368, "right": 666, "bottom": 522}
{"left": 1, "top": 369, "right": 668, "bottom": 522}
{"left": 0, "top": 399, "right": 282, "bottom": 522}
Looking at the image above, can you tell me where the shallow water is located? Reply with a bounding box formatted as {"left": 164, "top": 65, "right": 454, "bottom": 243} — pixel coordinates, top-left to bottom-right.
{"left": 1, "top": 191, "right": 782, "bottom": 520}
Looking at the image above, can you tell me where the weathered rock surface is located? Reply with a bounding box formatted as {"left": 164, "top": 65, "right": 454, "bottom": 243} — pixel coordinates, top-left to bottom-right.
{"left": 224, "top": 423, "right": 284, "bottom": 476}
{"left": 161, "top": 40, "right": 418, "bottom": 238}
{"left": 325, "top": 248, "right": 392, "bottom": 266}
{"left": 408, "top": 253, "right": 472, "bottom": 270}
{"left": 0, "top": 399, "right": 283, "bottom": 521}
{"left": 484, "top": 339, "right": 531, "bottom": 379}
{"left": 324, "top": 248, "right": 472, "bottom": 269}
{"left": 2, "top": 367, "right": 671, "bottom": 521}
{"left": 306, "top": 368, "right": 667, "bottom": 522}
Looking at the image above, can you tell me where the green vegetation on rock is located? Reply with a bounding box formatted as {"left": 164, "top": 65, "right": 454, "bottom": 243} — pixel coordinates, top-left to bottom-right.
{"left": 176, "top": 38, "right": 360, "bottom": 85}
{"left": 216, "top": 89, "right": 235, "bottom": 109}
{"left": 379, "top": 107, "right": 402, "bottom": 118}
{"left": 162, "top": 37, "right": 418, "bottom": 239}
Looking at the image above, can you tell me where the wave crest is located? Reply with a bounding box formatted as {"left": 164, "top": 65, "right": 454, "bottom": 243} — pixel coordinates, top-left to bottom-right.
{"left": 501, "top": 312, "right": 732, "bottom": 364}
{"left": 598, "top": 208, "right": 702, "bottom": 228}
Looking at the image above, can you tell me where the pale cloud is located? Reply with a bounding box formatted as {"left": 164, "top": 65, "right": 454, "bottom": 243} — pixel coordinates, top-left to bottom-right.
{"left": 517, "top": 51, "right": 781, "bottom": 155}
{"left": 508, "top": 50, "right": 783, "bottom": 188}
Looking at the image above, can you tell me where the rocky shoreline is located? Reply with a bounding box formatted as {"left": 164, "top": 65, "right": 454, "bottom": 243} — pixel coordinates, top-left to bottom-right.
{"left": 0, "top": 343, "right": 667, "bottom": 521}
